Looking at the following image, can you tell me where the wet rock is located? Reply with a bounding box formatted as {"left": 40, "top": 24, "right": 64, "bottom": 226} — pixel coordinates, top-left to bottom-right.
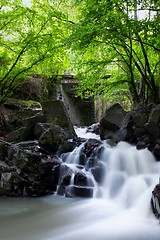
{"left": 153, "top": 144, "right": 160, "bottom": 160}
{"left": 0, "top": 107, "right": 6, "bottom": 137}
{"left": 79, "top": 152, "right": 87, "bottom": 166}
{"left": 134, "top": 129, "right": 147, "bottom": 143}
{"left": 21, "top": 111, "right": 45, "bottom": 138}
{"left": 57, "top": 164, "right": 73, "bottom": 195}
{"left": 57, "top": 185, "right": 66, "bottom": 196}
{"left": 99, "top": 103, "right": 160, "bottom": 160}
{"left": 74, "top": 172, "right": 88, "bottom": 186}
{"left": 3, "top": 101, "right": 76, "bottom": 156}
{"left": 0, "top": 139, "right": 62, "bottom": 197}
{"left": 6, "top": 127, "right": 28, "bottom": 143}
{"left": 151, "top": 183, "right": 160, "bottom": 219}
{"left": 133, "top": 108, "right": 148, "bottom": 128}
{"left": 5, "top": 108, "right": 43, "bottom": 134}
{"left": 34, "top": 122, "right": 49, "bottom": 139}
{"left": 20, "top": 154, "right": 61, "bottom": 197}
{"left": 57, "top": 162, "right": 95, "bottom": 196}
{"left": 87, "top": 123, "right": 100, "bottom": 135}
{"left": 137, "top": 141, "right": 147, "bottom": 150}
{"left": 74, "top": 171, "right": 94, "bottom": 187}
{"left": 35, "top": 122, "right": 76, "bottom": 154}
{"left": 0, "top": 142, "right": 7, "bottom": 161}
{"left": 6, "top": 140, "right": 40, "bottom": 166}
{"left": 65, "top": 185, "right": 94, "bottom": 198}
{"left": 84, "top": 138, "right": 102, "bottom": 157}
{"left": 100, "top": 103, "right": 126, "bottom": 140}
{"left": 145, "top": 122, "right": 160, "bottom": 138}
{"left": 35, "top": 123, "right": 67, "bottom": 153}
{"left": 148, "top": 105, "right": 160, "bottom": 124}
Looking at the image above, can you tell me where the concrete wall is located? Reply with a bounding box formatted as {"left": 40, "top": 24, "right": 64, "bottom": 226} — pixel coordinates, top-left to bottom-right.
{"left": 56, "top": 79, "right": 96, "bottom": 126}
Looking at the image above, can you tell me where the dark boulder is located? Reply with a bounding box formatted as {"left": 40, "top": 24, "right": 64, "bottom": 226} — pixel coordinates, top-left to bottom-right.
{"left": 145, "top": 122, "right": 160, "bottom": 138}
{"left": 83, "top": 138, "right": 102, "bottom": 157}
{"left": 34, "top": 123, "right": 75, "bottom": 154}
{"left": 6, "top": 127, "right": 29, "bottom": 143}
{"left": 0, "top": 141, "right": 7, "bottom": 161}
{"left": 117, "top": 112, "right": 135, "bottom": 143}
{"left": 65, "top": 185, "right": 94, "bottom": 198}
{"left": 35, "top": 123, "right": 66, "bottom": 153}
{"left": 74, "top": 171, "right": 94, "bottom": 187}
{"left": 100, "top": 103, "right": 126, "bottom": 140}
{"left": 99, "top": 103, "right": 160, "bottom": 160}
{"left": 79, "top": 151, "right": 87, "bottom": 166}
{"left": 148, "top": 104, "right": 160, "bottom": 124}
{"left": 57, "top": 164, "right": 73, "bottom": 196}
{"left": 153, "top": 144, "right": 160, "bottom": 160}
{"left": 137, "top": 141, "right": 147, "bottom": 150}
{"left": 151, "top": 183, "right": 160, "bottom": 219}
{"left": 0, "top": 106, "right": 7, "bottom": 137}
{"left": 57, "top": 162, "right": 95, "bottom": 196}
{"left": 20, "top": 154, "right": 61, "bottom": 197}
{"left": 74, "top": 172, "right": 88, "bottom": 186}
{"left": 0, "top": 140, "right": 62, "bottom": 197}
{"left": 133, "top": 108, "right": 148, "bottom": 128}
{"left": 4, "top": 108, "right": 45, "bottom": 142}
{"left": 2, "top": 100, "right": 77, "bottom": 155}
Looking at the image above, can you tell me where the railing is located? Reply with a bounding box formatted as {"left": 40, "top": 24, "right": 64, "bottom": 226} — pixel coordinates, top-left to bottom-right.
{"left": 60, "top": 75, "right": 78, "bottom": 84}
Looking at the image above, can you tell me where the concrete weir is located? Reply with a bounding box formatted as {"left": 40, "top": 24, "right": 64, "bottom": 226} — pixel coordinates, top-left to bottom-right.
{"left": 56, "top": 74, "right": 96, "bottom": 126}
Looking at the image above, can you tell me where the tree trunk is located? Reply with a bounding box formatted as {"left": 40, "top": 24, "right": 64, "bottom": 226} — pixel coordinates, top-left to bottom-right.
{"left": 128, "top": 81, "right": 140, "bottom": 105}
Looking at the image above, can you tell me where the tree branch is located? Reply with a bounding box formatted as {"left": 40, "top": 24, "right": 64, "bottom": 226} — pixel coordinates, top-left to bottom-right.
{"left": 0, "top": 45, "right": 27, "bottom": 84}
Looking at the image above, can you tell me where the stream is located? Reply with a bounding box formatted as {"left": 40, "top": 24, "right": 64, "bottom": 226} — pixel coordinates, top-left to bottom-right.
{"left": 0, "top": 127, "right": 160, "bottom": 240}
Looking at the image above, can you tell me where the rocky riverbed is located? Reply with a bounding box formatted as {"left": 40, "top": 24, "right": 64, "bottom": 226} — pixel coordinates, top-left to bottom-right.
{"left": 0, "top": 99, "right": 160, "bottom": 220}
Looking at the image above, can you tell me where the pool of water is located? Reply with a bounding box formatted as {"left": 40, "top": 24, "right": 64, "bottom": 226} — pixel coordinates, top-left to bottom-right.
{"left": 0, "top": 194, "right": 160, "bottom": 240}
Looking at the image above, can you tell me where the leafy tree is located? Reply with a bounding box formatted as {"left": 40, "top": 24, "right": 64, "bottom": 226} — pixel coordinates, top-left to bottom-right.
{"left": 67, "top": 0, "right": 160, "bottom": 107}
{"left": 1, "top": 0, "right": 160, "bottom": 107}
{"left": 0, "top": 0, "right": 71, "bottom": 103}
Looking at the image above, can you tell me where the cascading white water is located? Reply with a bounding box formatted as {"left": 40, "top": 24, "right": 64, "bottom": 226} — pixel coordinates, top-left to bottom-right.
{"left": 100, "top": 141, "right": 158, "bottom": 207}
{"left": 0, "top": 127, "right": 160, "bottom": 240}
{"left": 62, "top": 131, "right": 159, "bottom": 207}
{"left": 74, "top": 126, "right": 100, "bottom": 140}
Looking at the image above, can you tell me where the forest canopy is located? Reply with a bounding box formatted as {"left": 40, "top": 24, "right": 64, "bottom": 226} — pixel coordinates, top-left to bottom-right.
{"left": 0, "top": 0, "right": 71, "bottom": 102}
{"left": 0, "top": 0, "right": 160, "bottom": 107}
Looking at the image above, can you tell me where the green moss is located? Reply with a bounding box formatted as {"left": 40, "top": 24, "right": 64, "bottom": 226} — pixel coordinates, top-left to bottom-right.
{"left": 4, "top": 98, "right": 42, "bottom": 110}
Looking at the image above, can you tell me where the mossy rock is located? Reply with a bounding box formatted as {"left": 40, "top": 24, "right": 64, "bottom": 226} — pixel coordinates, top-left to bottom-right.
{"left": 4, "top": 98, "right": 42, "bottom": 110}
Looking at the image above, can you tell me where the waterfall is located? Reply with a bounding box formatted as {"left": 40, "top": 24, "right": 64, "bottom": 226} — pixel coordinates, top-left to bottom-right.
{"left": 59, "top": 127, "right": 160, "bottom": 214}
{"left": 1, "top": 127, "right": 160, "bottom": 240}
{"left": 50, "top": 127, "right": 160, "bottom": 240}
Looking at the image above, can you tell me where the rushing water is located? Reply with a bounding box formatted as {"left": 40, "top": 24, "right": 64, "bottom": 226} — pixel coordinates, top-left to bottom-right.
{"left": 0, "top": 127, "right": 160, "bottom": 240}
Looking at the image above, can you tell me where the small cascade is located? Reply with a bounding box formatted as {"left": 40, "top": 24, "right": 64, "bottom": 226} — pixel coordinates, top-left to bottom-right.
{"left": 56, "top": 158, "right": 98, "bottom": 198}
{"left": 62, "top": 143, "right": 85, "bottom": 165}
{"left": 57, "top": 127, "right": 160, "bottom": 215}
{"left": 100, "top": 142, "right": 158, "bottom": 208}
{"left": 1, "top": 127, "right": 160, "bottom": 240}
{"left": 74, "top": 126, "right": 100, "bottom": 140}
{"left": 101, "top": 141, "right": 156, "bottom": 175}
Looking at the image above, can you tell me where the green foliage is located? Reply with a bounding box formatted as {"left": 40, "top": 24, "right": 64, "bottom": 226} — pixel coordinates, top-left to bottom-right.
{"left": 1, "top": 0, "right": 160, "bottom": 107}
{"left": 0, "top": 0, "right": 71, "bottom": 102}
{"left": 67, "top": 0, "right": 160, "bottom": 106}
